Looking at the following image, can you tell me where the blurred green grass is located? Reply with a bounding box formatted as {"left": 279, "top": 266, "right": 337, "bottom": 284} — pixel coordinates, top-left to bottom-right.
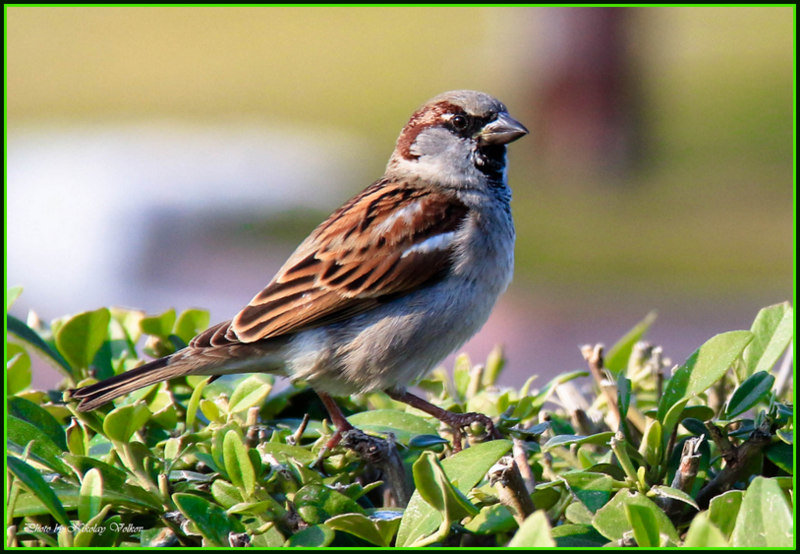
{"left": 7, "top": 6, "right": 794, "bottom": 301}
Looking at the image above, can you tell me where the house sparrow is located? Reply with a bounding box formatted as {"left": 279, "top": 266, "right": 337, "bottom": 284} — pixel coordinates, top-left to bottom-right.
{"left": 70, "top": 90, "right": 528, "bottom": 450}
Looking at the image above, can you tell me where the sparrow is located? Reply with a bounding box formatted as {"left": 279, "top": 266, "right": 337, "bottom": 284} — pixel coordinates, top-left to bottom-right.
{"left": 70, "top": 90, "right": 528, "bottom": 450}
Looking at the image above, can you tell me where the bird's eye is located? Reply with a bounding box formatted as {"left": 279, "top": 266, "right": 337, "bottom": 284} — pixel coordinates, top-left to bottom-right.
{"left": 450, "top": 114, "right": 469, "bottom": 131}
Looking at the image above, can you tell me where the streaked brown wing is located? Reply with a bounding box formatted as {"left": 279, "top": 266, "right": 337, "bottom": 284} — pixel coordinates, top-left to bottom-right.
{"left": 227, "top": 179, "right": 469, "bottom": 343}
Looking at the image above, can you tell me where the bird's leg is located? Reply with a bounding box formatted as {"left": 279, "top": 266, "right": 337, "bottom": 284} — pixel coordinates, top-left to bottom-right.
{"left": 386, "top": 388, "right": 501, "bottom": 452}
{"left": 314, "top": 391, "right": 410, "bottom": 504}
{"left": 316, "top": 391, "right": 356, "bottom": 450}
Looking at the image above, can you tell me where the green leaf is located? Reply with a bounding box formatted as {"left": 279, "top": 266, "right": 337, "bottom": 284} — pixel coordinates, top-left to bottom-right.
{"left": 173, "top": 493, "right": 243, "bottom": 547}
{"left": 222, "top": 430, "right": 256, "bottom": 498}
{"left": 658, "top": 330, "right": 753, "bottom": 421}
{"left": 78, "top": 468, "right": 103, "bottom": 523}
{"left": 294, "top": 483, "right": 365, "bottom": 524}
{"left": 507, "top": 510, "right": 555, "bottom": 547}
{"left": 396, "top": 439, "right": 512, "bottom": 547}
{"left": 102, "top": 403, "right": 152, "bottom": 442}
{"left": 325, "top": 513, "right": 389, "bottom": 546}
{"left": 482, "top": 345, "right": 505, "bottom": 387}
{"left": 412, "top": 451, "right": 478, "bottom": 521}
{"left": 408, "top": 434, "right": 449, "bottom": 449}
{"left": 542, "top": 432, "right": 615, "bottom": 452}
{"left": 7, "top": 285, "right": 24, "bottom": 310}
{"left": 8, "top": 415, "right": 72, "bottom": 474}
{"left": 638, "top": 419, "right": 662, "bottom": 467}
{"left": 6, "top": 342, "right": 32, "bottom": 394}
{"left": 7, "top": 314, "right": 73, "bottom": 377}
{"left": 708, "top": 490, "right": 743, "bottom": 539}
{"left": 683, "top": 511, "right": 729, "bottom": 547}
{"left": 140, "top": 308, "right": 176, "bottom": 339}
{"left": 285, "top": 524, "right": 334, "bottom": 547}
{"left": 625, "top": 503, "right": 660, "bottom": 547}
{"left": 227, "top": 498, "right": 284, "bottom": 518}
{"left": 742, "top": 302, "right": 793, "bottom": 379}
{"left": 560, "top": 471, "right": 616, "bottom": 512}
{"left": 227, "top": 374, "right": 273, "bottom": 414}
{"left": 199, "top": 398, "right": 223, "bottom": 423}
{"left": 185, "top": 376, "right": 211, "bottom": 429}
{"left": 453, "top": 353, "right": 471, "bottom": 401}
{"left": 649, "top": 485, "right": 698, "bottom": 510}
{"left": 463, "top": 504, "right": 516, "bottom": 535}
{"left": 551, "top": 523, "right": 608, "bottom": 547}
{"left": 531, "top": 482, "right": 564, "bottom": 511}
{"left": 680, "top": 404, "right": 716, "bottom": 421}
{"left": 9, "top": 396, "right": 68, "bottom": 450}
{"left": 73, "top": 504, "right": 113, "bottom": 547}
{"left": 605, "top": 311, "right": 658, "bottom": 375}
{"left": 257, "top": 442, "right": 317, "bottom": 465}
{"left": 13, "top": 477, "right": 160, "bottom": 516}
{"left": 173, "top": 308, "right": 210, "bottom": 344}
{"left": 8, "top": 456, "right": 70, "bottom": 526}
{"left": 109, "top": 307, "right": 146, "bottom": 349}
{"left": 730, "top": 477, "right": 793, "bottom": 547}
{"left": 725, "top": 371, "right": 775, "bottom": 418}
{"left": 565, "top": 501, "right": 594, "bottom": 524}
{"left": 348, "top": 409, "right": 439, "bottom": 444}
{"left": 66, "top": 420, "right": 88, "bottom": 456}
{"left": 592, "top": 489, "right": 679, "bottom": 544}
{"left": 659, "top": 398, "right": 690, "bottom": 448}
{"left": 617, "top": 373, "right": 631, "bottom": 420}
{"left": 764, "top": 441, "right": 793, "bottom": 473}
{"left": 55, "top": 307, "right": 111, "bottom": 370}
{"left": 210, "top": 479, "right": 244, "bottom": 509}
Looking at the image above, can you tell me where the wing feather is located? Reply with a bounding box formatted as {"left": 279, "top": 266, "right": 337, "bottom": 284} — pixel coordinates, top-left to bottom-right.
{"left": 228, "top": 179, "right": 469, "bottom": 342}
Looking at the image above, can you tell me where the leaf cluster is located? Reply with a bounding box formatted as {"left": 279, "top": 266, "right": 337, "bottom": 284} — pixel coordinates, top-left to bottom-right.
{"left": 5, "top": 288, "right": 794, "bottom": 547}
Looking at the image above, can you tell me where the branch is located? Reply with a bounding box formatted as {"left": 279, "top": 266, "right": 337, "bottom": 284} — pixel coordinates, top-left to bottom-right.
{"left": 488, "top": 454, "right": 536, "bottom": 525}
{"left": 662, "top": 436, "right": 703, "bottom": 519}
{"left": 696, "top": 420, "right": 773, "bottom": 509}
{"left": 341, "top": 429, "right": 411, "bottom": 507}
{"left": 581, "top": 344, "right": 622, "bottom": 431}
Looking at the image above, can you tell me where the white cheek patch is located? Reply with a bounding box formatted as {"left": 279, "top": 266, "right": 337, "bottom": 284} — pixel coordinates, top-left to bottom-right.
{"left": 401, "top": 231, "right": 457, "bottom": 258}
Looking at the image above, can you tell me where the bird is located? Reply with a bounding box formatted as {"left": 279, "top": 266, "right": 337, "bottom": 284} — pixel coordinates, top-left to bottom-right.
{"left": 70, "top": 90, "right": 528, "bottom": 450}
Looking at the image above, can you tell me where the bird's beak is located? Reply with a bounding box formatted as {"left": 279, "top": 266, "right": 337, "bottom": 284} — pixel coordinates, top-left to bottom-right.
{"left": 478, "top": 112, "right": 529, "bottom": 146}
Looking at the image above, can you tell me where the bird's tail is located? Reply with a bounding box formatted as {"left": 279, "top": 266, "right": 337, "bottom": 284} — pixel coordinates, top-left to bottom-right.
{"left": 69, "top": 355, "right": 194, "bottom": 412}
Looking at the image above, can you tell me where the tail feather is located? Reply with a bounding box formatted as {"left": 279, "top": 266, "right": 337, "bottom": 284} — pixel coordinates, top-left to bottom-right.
{"left": 69, "top": 340, "right": 288, "bottom": 412}
{"left": 70, "top": 356, "right": 192, "bottom": 412}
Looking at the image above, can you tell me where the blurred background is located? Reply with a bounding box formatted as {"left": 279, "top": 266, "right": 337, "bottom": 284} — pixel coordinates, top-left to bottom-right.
{"left": 7, "top": 6, "right": 794, "bottom": 389}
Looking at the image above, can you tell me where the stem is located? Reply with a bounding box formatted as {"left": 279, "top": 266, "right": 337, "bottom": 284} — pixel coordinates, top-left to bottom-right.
{"left": 488, "top": 455, "right": 536, "bottom": 525}
{"left": 662, "top": 436, "right": 703, "bottom": 520}
{"left": 512, "top": 438, "right": 537, "bottom": 493}
{"left": 341, "top": 430, "right": 411, "bottom": 507}
{"left": 696, "top": 419, "right": 773, "bottom": 509}
{"left": 581, "top": 344, "right": 623, "bottom": 431}
{"left": 773, "top": 343, "right": 793, "bottom": 399}
{"left": 611, "top": 432, "right": 641, "bottom": 491}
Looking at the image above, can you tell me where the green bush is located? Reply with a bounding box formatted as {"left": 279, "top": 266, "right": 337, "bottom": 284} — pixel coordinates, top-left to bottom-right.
{"left": 5, "top": 288, "right": 794, "bottom": 547}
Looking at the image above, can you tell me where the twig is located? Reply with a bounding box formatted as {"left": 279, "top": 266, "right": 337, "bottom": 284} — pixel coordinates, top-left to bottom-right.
{"left": 696, "top": 419, "right": 773, "bottom": 509}
{"left": 287, "top": 413, "right": 311, "bottom": 446}
{"left": 649, "top": 346, "right": 665, "bottom": 403}
{"left": 774, "top": 342, "right": 793, "bottom": 398}
{"left": 581, "top": 344, "right": 623, "bottom": 431}
{"left": 341, "top": 429, "right": 411, "bottom": 507}
{"left": 555, "top": 382, "right": 597, "bottom": 436}
{"left": 512, "top": 438, "right": 536, "bottom": 493}
{"left": 488, "top": 455, "right": 536, "bottom": 525}
{"left": 670, "top": 436, "right": 703, "bottom": 491}
{"left": 662, "top": 436, "right": 703, "bottom": 519}
{"left": 610, "top": 431, "right": 641, "bottom": 490}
